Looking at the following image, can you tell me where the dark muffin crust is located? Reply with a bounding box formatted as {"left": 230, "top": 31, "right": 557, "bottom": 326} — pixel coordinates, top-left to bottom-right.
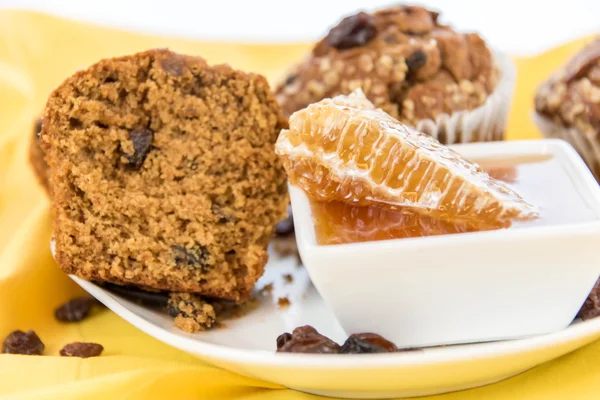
{"left": 41, "top": 49, "right": 288, "bottom": 301}
{"left": 276, "top": 5, "right": 498, "bottom": 126}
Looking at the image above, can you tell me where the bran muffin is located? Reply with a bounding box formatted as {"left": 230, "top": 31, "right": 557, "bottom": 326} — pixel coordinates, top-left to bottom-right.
{"left": 29, "top": 118, "right": 51, "bottom": 194}
{"left": 41, "top": 49, "right": 288, "bottom": 301}
{"left": 276, "top": 5, "right": 514, "bottom": 144}
{"left": 534, "top": 37, "right": 600, "bottom": 180}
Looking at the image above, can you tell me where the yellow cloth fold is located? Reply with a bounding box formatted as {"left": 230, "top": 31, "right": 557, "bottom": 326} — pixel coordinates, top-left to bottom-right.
{"left": 0, "top": 9, "right": 597, "bottom": 400}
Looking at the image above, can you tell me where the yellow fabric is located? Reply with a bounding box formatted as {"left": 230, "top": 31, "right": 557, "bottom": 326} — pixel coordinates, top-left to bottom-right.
{"left": 0, "top": 9, "right": 597, "bottom": 399}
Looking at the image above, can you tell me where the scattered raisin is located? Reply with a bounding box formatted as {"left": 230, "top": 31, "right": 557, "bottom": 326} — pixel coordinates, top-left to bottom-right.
{"left": 326, "top": 12, "right": 377, "bottom": 50}
{"left": 283, "top": 274, "right": 294, "bottom": 284}
{"left": 173, "top": 245, "right": 211, "bottom": 272}
{"left": 406, "top": 50, "right": 428, "bottom": 73}
{"left": 124, "top": 128, "right": 153, "bottom": 170}
{"left": 277, "top": 332, "right": 293, "bottom": 349}
{"left": 59, "top": 342, "right": 104, "bottom": 358}
{"left": 578, "top": 278, "right": 600, "bottom": 320}
{"left": 2, "top": 330, "right": 44, "bottom": 355}
{"left": 54, "top": 297, "right": 97, "bottom": 322}
{"left": 100, "top": 283, "right": 169, "bottom": 308}
{"left": 339, "top": 333, "right": 397, "bottom": 354}
{"left": 275, "top": 327, "right": 403, "bottom": 354}
{"left": 276, "top": 325, "right": 341, "bottom": 354}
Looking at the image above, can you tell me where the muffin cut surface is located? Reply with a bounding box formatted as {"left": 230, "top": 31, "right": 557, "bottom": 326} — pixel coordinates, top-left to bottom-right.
{"left": 41, "top": 49, "right": 288, "bottom": 301}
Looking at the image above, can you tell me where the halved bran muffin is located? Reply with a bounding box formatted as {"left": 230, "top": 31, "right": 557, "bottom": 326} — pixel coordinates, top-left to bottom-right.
{"left": 41, "top": 49, "right": 288, "bottom": 301}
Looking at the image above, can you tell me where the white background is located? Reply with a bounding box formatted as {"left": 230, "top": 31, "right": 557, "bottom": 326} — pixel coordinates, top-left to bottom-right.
{"left": 0, "top": 0, "right": 598, "bottom": 55}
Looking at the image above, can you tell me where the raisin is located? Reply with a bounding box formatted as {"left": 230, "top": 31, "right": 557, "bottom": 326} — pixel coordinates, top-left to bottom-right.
{"left": 59, "top": 342, "right": 104, "bottom": 358}
{"left": 339, "top": 333, "right": 397, "bottom": 354}
{"left": 276, "top": 325, "right": 341, "bottom": 354}
{"left": 326, "top": 12, "right": 377, "bottom": 50}
{"left": 2, "top": 330, "right": 44, "bottom": 355}
{"left": 275, "top": 206, "right": 294, "bottom": 236}
{"left": 406, "top": 50, "right": 428, "bottom": 73}
{"left": 173, "top": 245, "right": 211, "bottom": 272}
{"left": 159, "top": 54, "right": 186, "bottom": 76}
{"left": 124, "top": 128, "right": 153, "bottom": 170}
{"left": 34, "top": 118, "right": 43, "bottom": 140}
{"left": 100, "top": 283, "right": 169, "bottom": 308}
{"left": 578, "top": 278, "right": 600, "bottom": 320}
{"left": 276, "top": 332, "right": 293, "bottom": 349}
{"left": 54, "top": 296, "right": 98, "bottom": 322}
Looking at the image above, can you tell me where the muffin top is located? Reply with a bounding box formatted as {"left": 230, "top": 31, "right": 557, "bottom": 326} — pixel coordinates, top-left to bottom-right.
{"left": 535, "top": 37, "right": 600, "bottom": 137}
{"left": 275, "top": 5, "right": 499, "bottom": 125}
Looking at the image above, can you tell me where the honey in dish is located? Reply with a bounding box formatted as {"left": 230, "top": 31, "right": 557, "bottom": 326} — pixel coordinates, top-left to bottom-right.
{"left": 312, "top": 154, "right": 597, "bottom": 245}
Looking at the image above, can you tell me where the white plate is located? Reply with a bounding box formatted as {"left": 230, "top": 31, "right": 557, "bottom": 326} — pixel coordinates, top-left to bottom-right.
{"left": 69, "top": 247, "right": 600, "bottom": 399}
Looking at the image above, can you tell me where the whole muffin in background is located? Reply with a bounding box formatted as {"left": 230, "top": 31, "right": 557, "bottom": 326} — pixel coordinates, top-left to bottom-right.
{"left": 41, "top": 49, "right": 288, "bottom": 302}
{"left": 534, "top": 37, "right": 600, "bottom": 181}
{"left": 276, "top": 5, "right": 515, "bottom": 144}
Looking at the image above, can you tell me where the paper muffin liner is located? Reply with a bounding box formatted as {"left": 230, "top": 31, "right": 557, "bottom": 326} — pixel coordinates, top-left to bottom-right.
{"left": 533, "top": 112, "right": 600, "bottom": 181}
{"left": 415, "top": 52, "right": 517, "bottom": 145}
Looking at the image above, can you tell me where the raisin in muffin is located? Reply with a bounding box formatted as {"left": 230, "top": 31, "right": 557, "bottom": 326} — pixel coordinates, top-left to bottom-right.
{"left": 41, "top": 49, "right": 288, "bottom": 301}
{"left": 276, "top": 5, "right": 515, "bottom": 144}
{"left": 534, "top": 37, "right": 600, "bottom": 180}
{"left": 29, "top": 118, "right": 51, "bottom": 194}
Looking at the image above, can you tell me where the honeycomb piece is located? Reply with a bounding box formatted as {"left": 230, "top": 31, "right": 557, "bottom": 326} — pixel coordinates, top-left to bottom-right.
{"left": 276, "top": 90, "right": 537, "bottom": 228}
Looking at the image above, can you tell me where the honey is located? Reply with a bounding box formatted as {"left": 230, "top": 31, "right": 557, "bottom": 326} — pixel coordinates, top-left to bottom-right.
{"left": 311, "top": 154, "right": 598, "bottom": 245}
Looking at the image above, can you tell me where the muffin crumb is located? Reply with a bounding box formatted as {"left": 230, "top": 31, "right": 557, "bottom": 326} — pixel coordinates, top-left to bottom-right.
{"left": 168, "top": 292, "right": 216, "bottom": 333}
{"left": 260, "top": 283, "right": 274, "bottom": 295}
{"left": 278, "top": 297, "right": 291, "bottom": 308}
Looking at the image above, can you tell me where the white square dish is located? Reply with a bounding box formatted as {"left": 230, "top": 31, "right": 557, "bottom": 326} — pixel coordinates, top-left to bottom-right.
{"left": 290, "top": 139, "right": 600, "bottom": 348}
